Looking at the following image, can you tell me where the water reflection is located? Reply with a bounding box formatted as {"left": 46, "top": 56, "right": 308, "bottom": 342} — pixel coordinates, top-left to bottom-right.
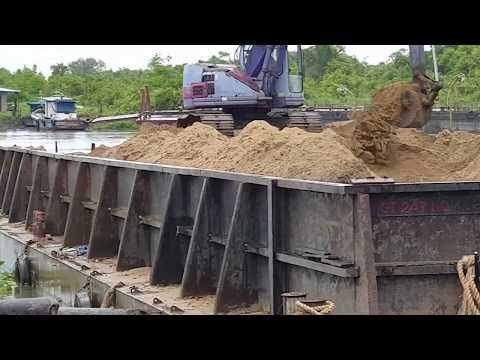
{"left": 0, "top": 129, "right": 134, "bottom": 153}
{"left": 8, "top": 271, "right": 82, "bottom": 306}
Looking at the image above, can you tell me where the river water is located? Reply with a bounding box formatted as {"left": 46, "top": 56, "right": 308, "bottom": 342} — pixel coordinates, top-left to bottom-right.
{"left": 0, "top": 129, "right": 135, "bottom": 153}
{"left": 0, "top": 130, "right": 136, "bottom": 303}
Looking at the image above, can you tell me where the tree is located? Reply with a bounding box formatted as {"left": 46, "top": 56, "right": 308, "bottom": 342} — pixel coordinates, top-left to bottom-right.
{"left": 199, "top": 51, "right": 233, "bottom": 64}
{"left": 68, "top": 58, "right": 106, "bottom": 75}
{"left": 10, "top": 67, "right": 47, "bottom": 101}
{"left": 148, "top": 54, "right": 172, "bottom": 69}
{"left": 50, "top": 63, "right": 69, "bottom": 76}
{"left": 5, "top": 45, "right": 480, "bottom": 121}
{"left": 303, "top": 45, "right": 345, "bottom": 80}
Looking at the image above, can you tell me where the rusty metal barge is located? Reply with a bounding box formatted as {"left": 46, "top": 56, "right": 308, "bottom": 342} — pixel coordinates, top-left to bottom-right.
{"left": 0, "top": 146, "right": 478, "bottom": 314}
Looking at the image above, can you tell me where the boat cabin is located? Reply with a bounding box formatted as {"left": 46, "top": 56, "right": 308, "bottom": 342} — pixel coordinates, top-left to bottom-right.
{"left": 41, "top": 96, "right": 77, "bottom": 119}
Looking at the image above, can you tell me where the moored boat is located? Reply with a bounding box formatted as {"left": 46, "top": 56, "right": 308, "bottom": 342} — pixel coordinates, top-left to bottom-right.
{"left": 30, "top": 96, "right": 89, "bottom": 130}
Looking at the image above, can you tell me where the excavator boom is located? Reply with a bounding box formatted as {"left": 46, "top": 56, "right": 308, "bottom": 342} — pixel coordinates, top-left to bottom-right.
{"left": 409, "top": 45, "right": 425, "bottom": 77}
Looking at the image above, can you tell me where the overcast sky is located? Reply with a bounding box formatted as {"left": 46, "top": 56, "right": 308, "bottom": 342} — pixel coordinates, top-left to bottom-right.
{"left": 0, "top": 45, "right": 409, "bottom": 76}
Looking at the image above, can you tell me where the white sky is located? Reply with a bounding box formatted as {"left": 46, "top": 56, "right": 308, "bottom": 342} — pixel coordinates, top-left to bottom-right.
{"left": 0, "top": 45, "right": 409, "bottom": 76}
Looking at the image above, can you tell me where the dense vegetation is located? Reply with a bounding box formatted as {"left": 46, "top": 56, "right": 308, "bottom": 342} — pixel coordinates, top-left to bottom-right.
{"left": 0, "top": 45, "right": 479, "bottom": 122}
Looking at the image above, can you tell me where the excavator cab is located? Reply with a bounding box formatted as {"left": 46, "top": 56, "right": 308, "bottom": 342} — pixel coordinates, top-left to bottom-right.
{"left": 183, "top": 45, "right": 305, "bottom": 111}
{"left": 236, "top": 45, "right": 305, "bottom": 103}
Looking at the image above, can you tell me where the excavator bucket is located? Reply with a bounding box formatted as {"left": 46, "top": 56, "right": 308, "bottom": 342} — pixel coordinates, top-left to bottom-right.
{"left": 349, "top": 46, "right": 445, "bottom": 165}
{"left": 395, "top": 45, "right": 443, "bottom": 128}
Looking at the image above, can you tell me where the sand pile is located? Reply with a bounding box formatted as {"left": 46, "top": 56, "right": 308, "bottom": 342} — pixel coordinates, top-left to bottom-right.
{"left": 382, "top": 129, "right": 480, "bottom": 182}
{"left": 89, "top": 79, "right": 480, "bottom": 184}
{"left": 91, "top": 121, "right": 375, "bottom": 183}
{"left": 91, "top": 119, "right": 480, "bottom": 183}
{"left": 349, "top": 81, "right": 437, "bottom": 165}
{"left": 329, "top": 124, "right": 480, "bottom": 182}
{"left": 371, "top": 81, "right": 430, "bottom": 128}
{"left": 89, "top": 63, "right": 480, "bottom": 185}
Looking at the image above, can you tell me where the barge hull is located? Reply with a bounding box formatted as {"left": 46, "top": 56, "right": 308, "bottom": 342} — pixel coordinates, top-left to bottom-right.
{"left": 0, "top": 146, "right": 477, "bottom": 314}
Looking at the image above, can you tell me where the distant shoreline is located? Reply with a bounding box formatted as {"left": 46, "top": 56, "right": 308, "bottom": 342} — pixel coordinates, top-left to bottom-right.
{"left": 0, "top": 118, "right": 139, "bottom": 132}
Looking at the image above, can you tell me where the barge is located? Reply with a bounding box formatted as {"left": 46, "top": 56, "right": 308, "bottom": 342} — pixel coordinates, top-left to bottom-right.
{"left": 0, "top": 146, "right": 478, "bottom": 314}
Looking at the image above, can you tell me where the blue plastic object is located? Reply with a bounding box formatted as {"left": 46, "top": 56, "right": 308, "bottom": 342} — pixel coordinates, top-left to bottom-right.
{"left": 77, "top": 245, "right": 88, "bottom": 256}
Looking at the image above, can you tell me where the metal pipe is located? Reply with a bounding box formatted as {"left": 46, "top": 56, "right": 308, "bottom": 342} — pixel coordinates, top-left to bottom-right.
{"left": 0, "top": 297, "right": 152, "bottom": 315}
{"left": 432, "top": 45, "right": 439, "bottom": 81}
{"left": 0, "top": 297, "right": 59, "bottom": 315}
{"left": 57, "top": 307, "right": 151, "bottom": 315}
{"left": 297, "top": 45, "right": 304, "bottom": 77}
{"left": 446, "top": 73, "right": 465, "bottom": 129}
{"left": 409, "top": 45, "right": 425, "bottom": 77}
{"left": 261, "top": 45, "right": 275, "bottom": 96}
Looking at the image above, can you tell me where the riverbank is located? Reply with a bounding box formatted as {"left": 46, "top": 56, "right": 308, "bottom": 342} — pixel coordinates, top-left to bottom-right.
{"left": 0, "top": 119, "right": 139, "bottom": 132}
{"left": 89, "top": 120, "right": 138, "bottom": 131}
{"left": 0, "top": 115, "right": 22, "bottom": 131}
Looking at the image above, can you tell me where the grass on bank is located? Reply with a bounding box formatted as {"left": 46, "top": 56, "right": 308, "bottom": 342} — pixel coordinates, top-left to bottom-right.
{"left": 0, "top": 113, "right": 22, "bottom": 130}
{"left": 0, "top": 261, "right": 16, "bottom": 298}
{"left": 89, "top": 120, "right": 139, "bottom": 131}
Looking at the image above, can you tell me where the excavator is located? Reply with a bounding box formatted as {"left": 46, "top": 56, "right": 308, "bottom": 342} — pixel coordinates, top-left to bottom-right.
{"left": 139, "top": 45, "right": 324, "bottom": 135}
{"left": 138, "top": 45, "right": 442, "bottom": 135}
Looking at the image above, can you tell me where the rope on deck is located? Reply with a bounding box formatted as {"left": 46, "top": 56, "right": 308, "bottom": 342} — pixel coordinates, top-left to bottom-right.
{"left": 295, "top": 300, "right": 336, "bottom": 315}
{"left": 457, "top": 255, "right": 480, "bottom": 315}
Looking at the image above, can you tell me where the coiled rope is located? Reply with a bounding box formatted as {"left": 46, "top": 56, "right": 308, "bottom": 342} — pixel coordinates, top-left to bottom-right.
{"left": 295, "top": 300, "right": 336, "bottom": 315}
{"left": 457, "top": 255, "right": 480, "bottom": 315}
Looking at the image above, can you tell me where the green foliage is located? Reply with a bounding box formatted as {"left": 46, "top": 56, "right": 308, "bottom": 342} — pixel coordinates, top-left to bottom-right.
{"left": 301, "top": 45, "right": 414, "bottom": 106}
{"left": 200, "top": 51, "right": 234, "bottom": 64}
{"left": 303, "top": 45, "right": 346, "bottom": 80}
{"left": 300, "top": 45, "right": 480, "bottom": 107}
{"left": 0, "top": 260, "right": 16, "bottom": 298}
{"left": 0, "top": 112, "right": 21, "bottom": 130}
{"left": 1, "top": 47, "right": 480, "bottom": 121}
{"left": 50, "top": 63, "right": 69, "bottom": 76}
{"left": 0, "top": 112, "right": 14, "bottom": 121}
{"left": 68, "top": 58, "right": 106, "bottom": 75}
{"left": 146, "top": 60, "right": 183, "bottom": 110}
{"left": 0, "top": 56, "right": 181, "bottom": 118}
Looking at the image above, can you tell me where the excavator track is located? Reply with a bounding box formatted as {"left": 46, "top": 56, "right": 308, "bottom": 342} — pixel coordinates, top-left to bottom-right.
{"left": 283, "top": 110, "right": 325, "bottom": 132}
{"left": 138, "top": 109, "right": 325, "bottom": 137}
{"left": 199, "top": 113, "right": 235, "bottom": 137}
